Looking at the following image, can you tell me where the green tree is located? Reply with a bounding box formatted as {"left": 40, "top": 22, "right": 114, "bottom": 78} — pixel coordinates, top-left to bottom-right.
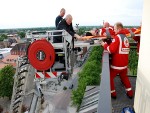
{"left": 0, "top": 65, "right": 15, "bottom": 99}
{"left": 0, "top": 34, "right": 7, "bottom": 41}
{"left": 18, "top": 31, "right": 26, "bottom": 38}
{"left": 129, "top": 49, "right": 138, "bottom": 75}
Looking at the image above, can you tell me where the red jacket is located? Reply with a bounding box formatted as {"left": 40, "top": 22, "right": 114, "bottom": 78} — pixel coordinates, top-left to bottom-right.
{"left": 99, "top": 27, "right": 115, "bottom": 37}
{"left": 103, "top": 29, "right": 130, "bottom": 70}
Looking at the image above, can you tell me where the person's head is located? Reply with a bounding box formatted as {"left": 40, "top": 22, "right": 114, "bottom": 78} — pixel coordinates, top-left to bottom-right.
{"left": 114, "top": 22, "right": 123, "bottom": 34}
{"left": 103, "top": 22, "right": 110, "bottom": 28}
{"left": 60, "top": 8, "right": 65, "bottom": 17}
{"left": 65, "top": 14, "right": 73, "bottom": 25}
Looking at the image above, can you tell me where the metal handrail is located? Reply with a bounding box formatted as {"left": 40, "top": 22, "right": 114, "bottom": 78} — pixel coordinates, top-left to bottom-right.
{"left": 97, "top": 50, "right": 112, "bottom": 113}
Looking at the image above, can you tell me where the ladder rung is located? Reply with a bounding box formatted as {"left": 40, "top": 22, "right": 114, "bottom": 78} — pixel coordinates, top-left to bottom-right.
{"left": 13, "top": 98, "right": 22, "bottom": 106}
{"left": 17, "top": 83, "right": 24, "bottom": 88}
{"left": 18, "top": 70, "right": 28, "bottom": 75}
{"left": 16, "top": 90, "right": 23, "bottom": 94}
{"left": 13, "top": 105, "right": 19, "bottom": 111}
{"left": 19, "top": 61, "right": 29, "bottom": 67}
{"left": 14, "top": 95, "right": 21, "bottom": 100}
{"left": 13, "top": 101, "right": 21, "bottom": 108}
{"left": 18, "top": 76, "right": 25, "bottom": 81}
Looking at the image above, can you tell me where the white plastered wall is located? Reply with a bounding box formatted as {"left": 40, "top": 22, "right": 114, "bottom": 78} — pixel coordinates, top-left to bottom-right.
{"left": 134, "top": 0, "right": 150, "bottom": 112}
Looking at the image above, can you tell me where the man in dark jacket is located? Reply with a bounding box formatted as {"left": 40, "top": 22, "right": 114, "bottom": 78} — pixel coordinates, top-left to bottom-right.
{"left": 55, "top": 8, "right": 65, "bottom": 28}
{"left": 53, "top": 14, "right": 81, "bottom": 43}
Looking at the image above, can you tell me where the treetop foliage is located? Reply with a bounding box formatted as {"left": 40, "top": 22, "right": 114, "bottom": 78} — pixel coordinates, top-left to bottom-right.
{"left": 0, "top": 65, "right": 15, "bottom": 99}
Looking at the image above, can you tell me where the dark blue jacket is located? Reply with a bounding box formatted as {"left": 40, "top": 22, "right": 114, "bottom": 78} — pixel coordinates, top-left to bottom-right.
{"left": 55, "top": 15, "right": 63, "bottom": 27}
{"left": 53, "top": 19, "right": 75, "bottom": 43}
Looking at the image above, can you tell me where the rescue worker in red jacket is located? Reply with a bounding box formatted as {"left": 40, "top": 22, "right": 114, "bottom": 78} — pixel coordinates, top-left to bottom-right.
{"left": 101, "top": 22, "right": 133, "bottom": 98}
{"left": 103, "top": 22, "right": 114, "bottom": 30}
{"left": 96, "top": 22, "right": 115, "bottom": 45}
{"left": 99, "top": 22, "right": 115, "bottom": 36}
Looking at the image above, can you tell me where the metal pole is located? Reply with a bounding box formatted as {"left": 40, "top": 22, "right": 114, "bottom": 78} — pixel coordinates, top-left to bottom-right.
{"left": 29, "top": 94, "right": 38, "bottom": 113}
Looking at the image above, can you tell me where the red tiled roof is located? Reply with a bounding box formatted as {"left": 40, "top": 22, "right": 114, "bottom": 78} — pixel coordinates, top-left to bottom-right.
{"left": 0, "top": 54, "right": 19, "bottom": 69}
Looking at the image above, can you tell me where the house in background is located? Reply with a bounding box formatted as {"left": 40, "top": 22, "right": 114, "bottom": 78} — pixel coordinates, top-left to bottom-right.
{"left": 0, "top": 42, "right": 30, "bottom": 69}
{"left": 10, "top": 42, "right": 30, "bottom": 56}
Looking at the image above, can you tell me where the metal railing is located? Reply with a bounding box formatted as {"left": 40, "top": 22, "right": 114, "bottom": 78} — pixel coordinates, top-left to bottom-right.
{"left": 97, "top": 50, "right": 112, "bottom": 113}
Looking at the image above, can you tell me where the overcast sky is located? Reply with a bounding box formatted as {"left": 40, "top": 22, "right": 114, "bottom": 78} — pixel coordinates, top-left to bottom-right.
{"left": 0, "top": 0, "right": 143, "bottom": 29}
